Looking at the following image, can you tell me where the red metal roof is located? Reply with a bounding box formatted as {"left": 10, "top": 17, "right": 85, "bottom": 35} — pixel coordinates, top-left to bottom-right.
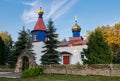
{"left": 57, "top": 36, "right": 88, "bottom": 47}
{"left": 33, "top": 18, "right": 46, "bottom": 31}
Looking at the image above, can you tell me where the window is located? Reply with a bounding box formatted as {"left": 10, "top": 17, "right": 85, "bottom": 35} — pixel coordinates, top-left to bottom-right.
{"left": 34, "top": 33, "right": 37, "bottom": 41}
{"left": 81, "top": 52, "right": 84, "bottom": 59}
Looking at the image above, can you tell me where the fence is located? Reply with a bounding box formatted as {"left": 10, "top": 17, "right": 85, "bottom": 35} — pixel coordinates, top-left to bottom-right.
{"left": 42, "top": 64, "right": 120, "bottom": 77}
{"left": 1, "top": 64, "right": 120, "bottom": 77}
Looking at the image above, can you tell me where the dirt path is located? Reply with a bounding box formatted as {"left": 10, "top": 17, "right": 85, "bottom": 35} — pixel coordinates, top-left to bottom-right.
{"left": 0, "top": 72, "right": 21, "bottom": 78}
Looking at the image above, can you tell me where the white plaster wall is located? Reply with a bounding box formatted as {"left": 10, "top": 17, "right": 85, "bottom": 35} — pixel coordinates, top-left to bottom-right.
{"left": 32, "top": 42, "right": 45, "bottom": 64}
{"left": 57, "top": 45, "right": 87, "bottom": 64}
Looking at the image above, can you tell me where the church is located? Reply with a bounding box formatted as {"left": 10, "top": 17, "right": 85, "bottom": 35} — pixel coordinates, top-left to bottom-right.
{"left": 31, "top": 7, "right": 87, "bottom": 65}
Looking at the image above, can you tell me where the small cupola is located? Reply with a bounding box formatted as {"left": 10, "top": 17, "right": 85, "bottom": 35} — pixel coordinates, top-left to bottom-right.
{"left": 72, "top": 21, "right": 81, "bottom": 32}
{"left": 72, "top": 17, "right": 81, "bottom": 37}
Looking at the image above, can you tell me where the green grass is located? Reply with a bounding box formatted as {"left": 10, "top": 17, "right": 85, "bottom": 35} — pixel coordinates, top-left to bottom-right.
{"left": 0, "top": 74, "right": 120, "bottom": 81}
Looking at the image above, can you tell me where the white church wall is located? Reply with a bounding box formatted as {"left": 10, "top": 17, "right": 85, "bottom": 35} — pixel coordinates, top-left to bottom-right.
{"left": 32, "top": 42, "right": 45, "bottom": 64}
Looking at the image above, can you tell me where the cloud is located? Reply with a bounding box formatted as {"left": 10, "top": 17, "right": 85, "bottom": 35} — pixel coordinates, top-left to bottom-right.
{"left": 53, "top": 0, "right": 79, "bottom": 20}
{"left": 22, "top": 1, "right": 37, "bottom": 7}
{"left": 22, "top": 0, "right": 39, "bottom": 24}
{"left": 22, "top": 10, "right": 37, "bottom": 23}
{"left": 44, "top": 0, "right": 68, "bottom": 19}
{"left": 22, "top": 0, "right": 78, "bottom": 24}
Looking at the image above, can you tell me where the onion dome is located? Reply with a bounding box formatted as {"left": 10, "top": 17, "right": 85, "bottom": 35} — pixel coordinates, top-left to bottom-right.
{"left": 72, "top": 21, "right": 81, "bottom": 31}
{"left": 38, "top": 7, "right": 44, "bottom": 15}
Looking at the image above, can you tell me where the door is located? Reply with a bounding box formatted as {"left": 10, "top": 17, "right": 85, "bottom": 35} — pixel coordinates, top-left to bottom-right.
{"left": 63, "top": 56, "right": 70, "bottom": 64}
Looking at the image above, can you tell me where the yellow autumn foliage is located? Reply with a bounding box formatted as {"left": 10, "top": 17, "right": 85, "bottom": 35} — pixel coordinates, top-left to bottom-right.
{"left": 0, "top": 31, "right": 12, "bottom": 44}
{"left": 86, "top": 22, "right": 120, "bottom": 53}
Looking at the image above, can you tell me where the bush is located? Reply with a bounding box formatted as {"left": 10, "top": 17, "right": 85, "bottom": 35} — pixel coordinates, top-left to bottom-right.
{"left": 22, "top": 66, "right": 43, "bottom": 77}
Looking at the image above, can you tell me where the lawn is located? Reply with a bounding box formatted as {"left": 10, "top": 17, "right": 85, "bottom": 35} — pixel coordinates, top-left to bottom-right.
{"left": 0, "top": 74, "right": 120, "bottom": 81}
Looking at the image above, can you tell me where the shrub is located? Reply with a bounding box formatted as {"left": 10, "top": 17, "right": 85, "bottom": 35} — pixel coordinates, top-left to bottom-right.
{"left": 22, "top": 66, "right": 43, "bottom": 77}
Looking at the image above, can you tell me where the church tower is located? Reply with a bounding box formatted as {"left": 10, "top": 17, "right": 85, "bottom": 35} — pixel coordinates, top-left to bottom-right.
{"left": 31, "top": 7, "right": 46, "bottom": 64}
{"left": 31, "top": 7, "right": 46, "bottom": 42}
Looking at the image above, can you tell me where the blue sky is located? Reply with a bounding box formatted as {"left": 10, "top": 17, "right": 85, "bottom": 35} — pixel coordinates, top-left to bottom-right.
{"left": 0, "top": 0, "right": 120, "bottom": 41}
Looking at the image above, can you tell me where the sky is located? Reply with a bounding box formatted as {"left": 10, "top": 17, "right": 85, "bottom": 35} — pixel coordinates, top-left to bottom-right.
{"left": 0, "top": 0, "right": 120, "bottom": 41}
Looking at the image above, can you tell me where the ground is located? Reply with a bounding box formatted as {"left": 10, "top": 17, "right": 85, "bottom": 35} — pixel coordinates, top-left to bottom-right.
{"left": 0, "top": 74, "right": 120, "bottom": 81}
{"left": 0, "top": 72, "right": 21, "bottom": 78}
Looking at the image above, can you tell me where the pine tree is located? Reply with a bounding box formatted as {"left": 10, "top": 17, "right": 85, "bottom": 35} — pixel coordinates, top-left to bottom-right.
{"left": 61, "top": 38, "right": 67, "bottom": 43}
{"left": 4, "top": 37, "right": 13, "bottom": 65}
{"left": 11, "top": 27, "right": 34, "bottom": 66}
{"left": 83, "top": 29, "right": 112, "bottom": 64}
{"left": 0, "top": 37, "right": 5, "bottom": 65}
{"left": 41, "top": 19, "right": 60, "bottom": 64}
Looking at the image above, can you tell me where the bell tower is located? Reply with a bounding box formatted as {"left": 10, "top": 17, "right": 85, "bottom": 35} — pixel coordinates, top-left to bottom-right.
{"left": 31, "top": 7, "right": 47, "bottom": 42}
{"left": 31, "top": 6, "right": 47, "bottom": 64}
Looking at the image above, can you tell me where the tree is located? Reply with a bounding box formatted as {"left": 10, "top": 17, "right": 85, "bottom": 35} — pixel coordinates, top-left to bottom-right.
{"left": 96, "top": 24, "right": 120, "bottom": 53}
{"left": 0, "top": 37, "right": 5, "bottom": 65}
{"left": 0, "top": 31, "right": 13, "bottom": 65}
{"left": 86, "top": 23, "right": 120, "bottom": 50}
{"left": 11, "top": 27, "right": 34, "bottom": 67}
{"left": 86, "top": 23, "right": 120, "bottom": 63}
{"left": 61, "top": 38, "right": 67, "bottom": 43}
{"left": 41, "top": 19, "right": 60, "bottom": 64}
{"left": 0, "top": 31, "right": 12, "bottom": 44}
{"left": 83, "top": 29, "right": 112, "bottom": 64}
{"left": 4, "top": 42, "right": 13, "bottom": 65}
